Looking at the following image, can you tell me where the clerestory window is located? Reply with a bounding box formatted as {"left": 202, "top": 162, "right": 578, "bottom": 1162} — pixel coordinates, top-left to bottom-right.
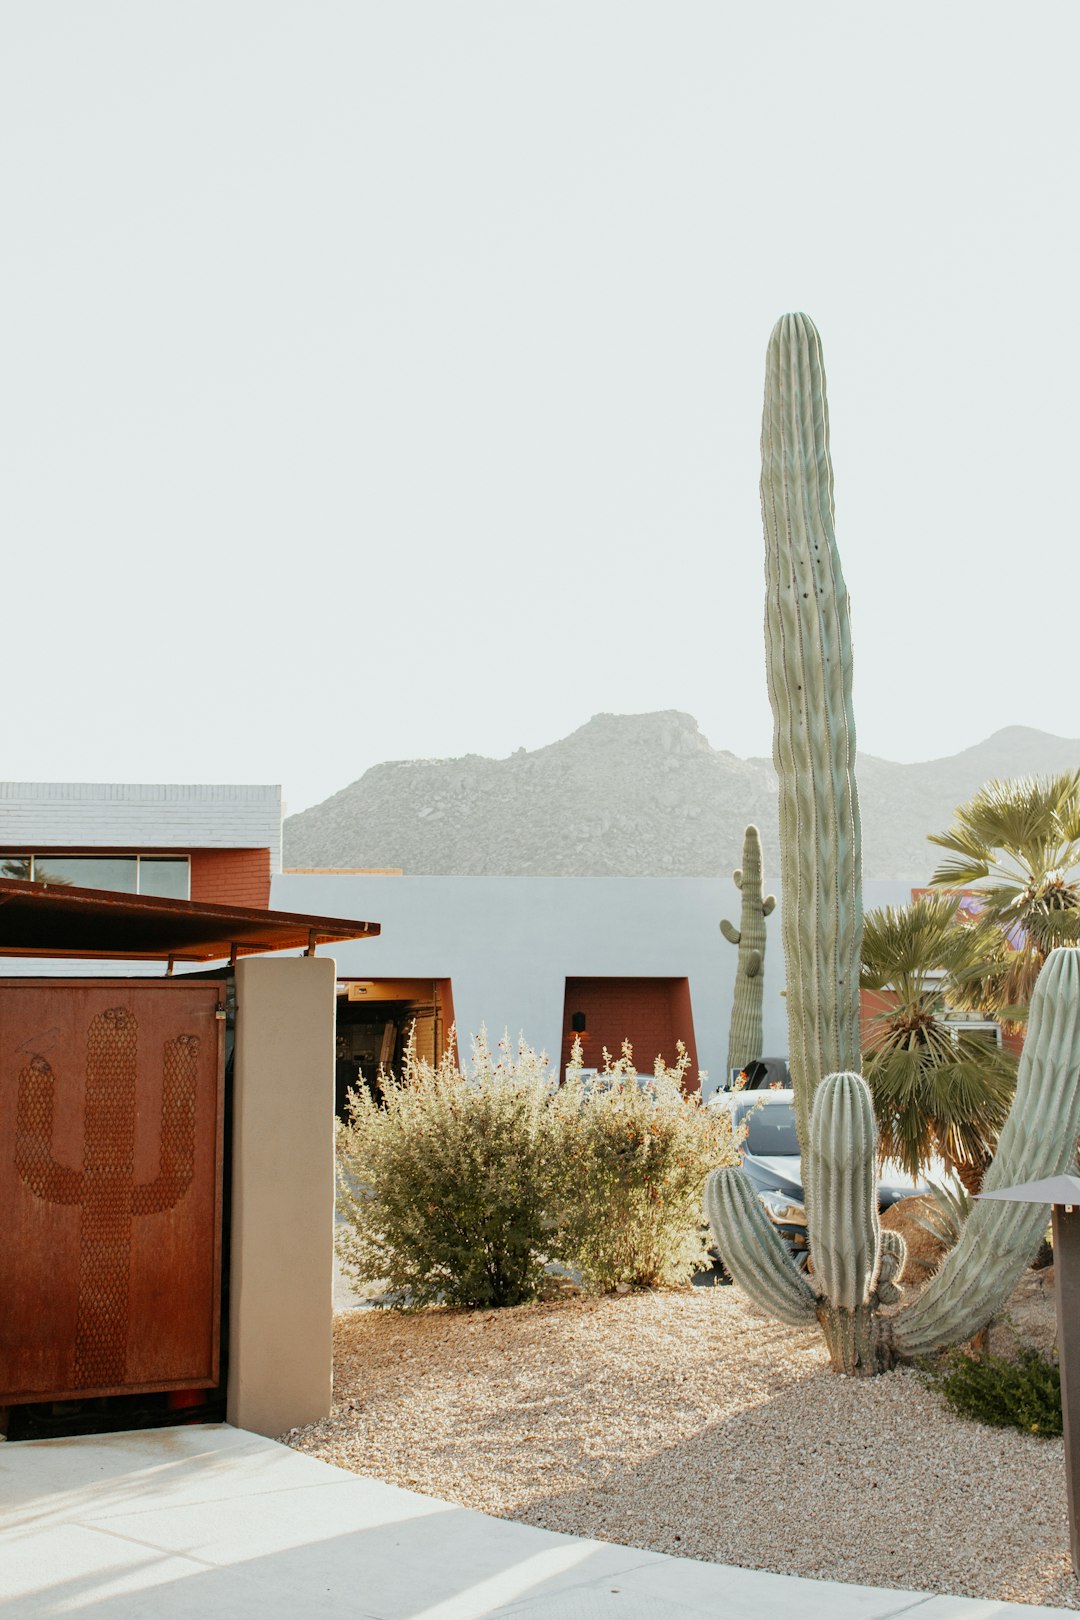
{"left": 0, "top": 853, "right": 191, "bottom": 899}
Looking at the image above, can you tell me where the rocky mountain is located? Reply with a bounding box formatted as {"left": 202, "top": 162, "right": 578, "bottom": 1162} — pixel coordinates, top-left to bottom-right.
{"left": 283, "top": 714, "right": 1080, "bottom": 882}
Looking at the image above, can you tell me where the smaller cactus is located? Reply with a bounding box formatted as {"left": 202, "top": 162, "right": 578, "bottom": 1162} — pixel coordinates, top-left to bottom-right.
{"left": 807, "top": 1072, "right": 880, "bottom": 1311}
{"left": 875, "top": 1229, "right": 907, "bottom": 1305}
{"left": 720, "top": 825, "right": 776, "bottom": 1079}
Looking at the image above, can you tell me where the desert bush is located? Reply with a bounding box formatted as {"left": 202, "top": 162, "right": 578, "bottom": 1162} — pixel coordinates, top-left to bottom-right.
{"left": 336, "top": 1028, "right": 558, "bottom": 1309}
{"left": 930, "top": 1348, "right": 1062, "bottom": 1436}
{"left": 550, "top": 1040, "right": 742, "bottom": 1291}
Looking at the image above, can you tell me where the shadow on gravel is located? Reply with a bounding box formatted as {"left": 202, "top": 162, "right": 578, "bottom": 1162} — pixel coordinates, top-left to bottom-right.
{"left": 510, "top": 1373, "right": 1078, "bottom": 1610}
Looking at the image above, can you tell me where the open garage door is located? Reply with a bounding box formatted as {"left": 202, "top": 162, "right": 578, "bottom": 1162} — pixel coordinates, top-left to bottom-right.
{"left": 334, "top": 978, "right": 455, "bottom": 1115}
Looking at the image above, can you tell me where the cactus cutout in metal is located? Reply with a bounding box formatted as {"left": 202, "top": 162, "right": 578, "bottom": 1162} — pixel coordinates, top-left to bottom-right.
{"left": 16, "top": 1007, "right": 199, "bottom": 1389}
{"left": 706, "top": 313, "right": 1080, "bottom": 1372}
{"left": 720, "top": 825, "right": 775, "bottom": 1078}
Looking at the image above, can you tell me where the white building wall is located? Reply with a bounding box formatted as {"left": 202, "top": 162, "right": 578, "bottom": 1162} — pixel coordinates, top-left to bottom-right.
{"left": 271, "top": 874, "right": 916, "bottom": 1094}
{"left": 0, "top": 783, "right": 282, "bottom": 870}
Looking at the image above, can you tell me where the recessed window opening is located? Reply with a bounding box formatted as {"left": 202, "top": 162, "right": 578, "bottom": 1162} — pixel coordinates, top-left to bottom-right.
{"left": 0, "top": 854, "right": 191, "bottom": 899}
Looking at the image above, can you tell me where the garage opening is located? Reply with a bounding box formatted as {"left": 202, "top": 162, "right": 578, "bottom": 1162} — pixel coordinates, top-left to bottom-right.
{"left": 560, "top": 977, "right": 700, "bottom": 1091}
{"left": 335, "top": 978, "right": 455, "bottom": 1115}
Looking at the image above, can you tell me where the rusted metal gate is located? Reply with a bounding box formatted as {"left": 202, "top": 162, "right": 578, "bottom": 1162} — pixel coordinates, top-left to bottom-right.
{"left": 0, "top": 980, "right": 225, "bottom": 1405}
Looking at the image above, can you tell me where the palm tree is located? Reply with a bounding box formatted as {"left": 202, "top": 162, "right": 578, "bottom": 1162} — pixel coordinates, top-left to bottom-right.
{"left": 927, "top": 770, "right": 1080, "bottom": 1022}
{"left": 861, "top": 894, "right": 1017, "bottom": 1188}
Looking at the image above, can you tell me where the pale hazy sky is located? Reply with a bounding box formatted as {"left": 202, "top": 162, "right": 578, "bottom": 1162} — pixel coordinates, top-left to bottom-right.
{"left": 3, "top": 3, "right": 1077, "bottom": 813}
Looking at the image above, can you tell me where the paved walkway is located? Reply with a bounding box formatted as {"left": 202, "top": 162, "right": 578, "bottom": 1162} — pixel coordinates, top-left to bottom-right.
{"left": 0, "top": 1424, "right": 1074, "bottom": 1618}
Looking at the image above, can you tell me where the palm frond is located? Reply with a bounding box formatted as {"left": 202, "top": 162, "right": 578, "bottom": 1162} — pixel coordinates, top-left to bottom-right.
{"left": 861, "top": 894, "right": 965, "bottom": 990}
{"left": 861, "top": 894, "right": 1018, "bottom": 1181}
{"left": 928, "top": 772, "right": 1080, "bottom": 912}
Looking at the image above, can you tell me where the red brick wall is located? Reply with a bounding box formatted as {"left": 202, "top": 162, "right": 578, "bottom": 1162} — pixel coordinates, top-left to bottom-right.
{"left": 560, "top": 977, "right": 700, "bottom": 1091}
{"left": 189, "top": 848, "right": 272, "bottom": 909}
{"left": 860, "top": 988, "right": 895, "bottom": 1051}
{"left": 1002, "top": 1024, "right": 1025, "bottom": 1060}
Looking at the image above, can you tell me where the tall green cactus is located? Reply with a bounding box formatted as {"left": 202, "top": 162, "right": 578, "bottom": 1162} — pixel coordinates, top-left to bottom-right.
{"left": 706, "top": 313, "right": 1080, "bottom": 1374}
{"left": 761, "top": 313, "right": 862, "bottom": 1164}
{"left": 720, "top": 825, "right": 775, "bottom": 1079}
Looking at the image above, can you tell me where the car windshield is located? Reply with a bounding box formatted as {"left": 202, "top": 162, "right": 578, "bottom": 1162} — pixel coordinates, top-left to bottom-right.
{"left": 744, "top": 1102, "right": 800, "bottom": 1155}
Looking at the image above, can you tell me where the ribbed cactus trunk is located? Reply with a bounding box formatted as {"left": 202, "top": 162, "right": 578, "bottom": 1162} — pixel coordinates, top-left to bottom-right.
{"left": 808, "top": 1072, "right": 884, "bottom": 1374}
{"left": 720, "top": 825, "right": 775, "bottom": 1078}
{"left": 760, "top": 313, "right": 863, "bottom": 1163}
{"left": 706, "top": 317, "right": 1080, "bottom": 1375}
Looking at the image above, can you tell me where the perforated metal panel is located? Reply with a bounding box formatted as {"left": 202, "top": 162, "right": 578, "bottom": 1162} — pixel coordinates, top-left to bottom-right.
{"left": 1, "top": 981, "right": 224, "bottom": 1404}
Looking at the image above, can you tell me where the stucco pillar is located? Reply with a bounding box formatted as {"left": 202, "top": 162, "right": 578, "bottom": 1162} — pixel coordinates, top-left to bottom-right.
{"left": 228, "top": 954, "right": 336, "bottom": 1437}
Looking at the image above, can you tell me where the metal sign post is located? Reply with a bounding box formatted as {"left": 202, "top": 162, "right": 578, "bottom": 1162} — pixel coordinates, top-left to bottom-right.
{"left": 980, "top": 1173, "right": 1080, "bottom": 1572}
{"left": 1053, "top": 1202, "right": 1080, "bottom": 1573}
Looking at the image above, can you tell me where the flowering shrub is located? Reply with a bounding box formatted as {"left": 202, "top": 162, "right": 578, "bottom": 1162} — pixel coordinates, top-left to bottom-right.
{"left": 336, "top": 1028, "right": 557, "bottom": 1308}
{"left": 550, "top": 1040, "right": 743, "bottom": 1291}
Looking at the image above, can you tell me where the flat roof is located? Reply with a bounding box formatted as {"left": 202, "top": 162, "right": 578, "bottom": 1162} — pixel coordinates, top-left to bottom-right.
{"left": 0, "top": 877, "right": 379, "bottom": 963}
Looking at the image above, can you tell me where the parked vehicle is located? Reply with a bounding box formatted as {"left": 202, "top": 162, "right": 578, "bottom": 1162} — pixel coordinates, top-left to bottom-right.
{"left": 706, "top": 1088, "right": 934, "bottom": 1274}
{"left": 728, "top": 1056, "right": 790, "bottom": 1090}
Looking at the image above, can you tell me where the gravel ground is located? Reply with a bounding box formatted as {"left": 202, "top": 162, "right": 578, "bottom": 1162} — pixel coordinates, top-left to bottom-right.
{"left": 285, "top": 1288, "right": 1077, "bottom": 1610}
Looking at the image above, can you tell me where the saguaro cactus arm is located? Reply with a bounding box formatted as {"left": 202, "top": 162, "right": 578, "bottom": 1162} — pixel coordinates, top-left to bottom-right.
{"left": 705, "top": 1165, "right": 817, "bottom": 1326}
{"left": 893, "top": 946, "right": 1080, "bottom": 1357}
{"left": 760, "top": 313, "right": 862, "bottom": 1153}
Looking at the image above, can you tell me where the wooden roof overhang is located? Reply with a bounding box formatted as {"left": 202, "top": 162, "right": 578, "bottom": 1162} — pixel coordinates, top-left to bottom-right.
{"left": 0, "top": 877, "right": 380, "bottom": 964}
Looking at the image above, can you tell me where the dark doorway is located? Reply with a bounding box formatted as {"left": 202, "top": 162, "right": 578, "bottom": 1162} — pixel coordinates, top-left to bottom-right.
{"left": 334, "top": 978, "right": 454, "bottom": 1116}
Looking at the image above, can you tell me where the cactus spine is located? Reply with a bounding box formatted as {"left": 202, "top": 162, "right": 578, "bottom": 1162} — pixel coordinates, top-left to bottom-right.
{"left": 761, "top": 313, "right": 862, "bottom": 1161}
{"left": 706, "top": 314, "right": 1080, "bottom": 1374}
{"left": 720, "top": 824, "right": 776, "bottom": 1078}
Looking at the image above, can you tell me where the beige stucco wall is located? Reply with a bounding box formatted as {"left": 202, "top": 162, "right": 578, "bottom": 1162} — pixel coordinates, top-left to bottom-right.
{"left": 228, "top": 954, "right": 336, "bottom": 1437}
